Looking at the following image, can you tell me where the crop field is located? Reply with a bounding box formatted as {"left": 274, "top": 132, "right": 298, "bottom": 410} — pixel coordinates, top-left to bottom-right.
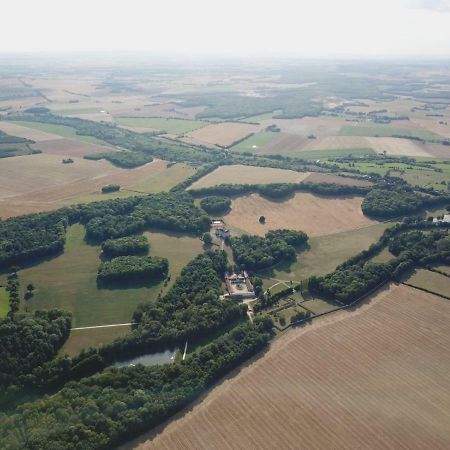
{"left": 257, "top": 222, "right": 392, "bottom": 286}
{"left": 188, "top": 165, "right": 311, "bottom": 189}
{"left": 0, "top": 155, "right": 193, "bottom": 217}
{"left": 31, "top": 138, "right": 117, "bottom": 157}
{"left": 339, "top": 123, "right": 442, "bottom": 141}
{"left": 0, "top": 121, "right": 61, "bottom": 141}
{"left": 302, "top": 172, "right": 372, "bottom": 186}
{"left": 230, "top": 131, "right": 279, "bottom": 153}
{"left": 0, "top": 287, "right": 9, "bottom": 318}
{"left": 365, "top": 137, "right": 431, "bottom": 157}
{"left": 402, "top": 269, "right": 450, "bottom": 297}
{"left": 116, "top": 117, "right": 206, "bottom": 135}
{"left": 259, "top": 116, "right": 347, "bottom": 136}
{"left": 433, "top": 265, "right": 450, "bottom": 276}
{"left": 184, "top": 122, "right": 260, "bottom": 147}
{"left": 10, "top": 121, "right": 108, "bottom": 145}
{"left": 19, "top": 224, "right": 203, "bottom": 352}
{"left": 222, "top": 192, "right": 377, "bottom": 236}
{"left": 131, "top": 284, "right": 450, "bottom": 450}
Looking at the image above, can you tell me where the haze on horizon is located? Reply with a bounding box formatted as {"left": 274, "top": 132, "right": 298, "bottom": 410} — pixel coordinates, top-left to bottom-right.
{"left": 2, "top": 0, "right": 450, "bottom": 58}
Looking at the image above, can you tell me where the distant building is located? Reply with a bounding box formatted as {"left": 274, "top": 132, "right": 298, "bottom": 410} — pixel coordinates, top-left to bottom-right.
{"left": 215, "top": 227, "right": 230, "bottom": 239}
{"left": 225, "top": 271, "right": 255, "bottom": 299}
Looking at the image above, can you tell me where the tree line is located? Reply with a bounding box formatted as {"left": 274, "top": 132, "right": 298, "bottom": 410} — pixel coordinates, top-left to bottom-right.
{"left": 101, "top": 235, "right": 149, "bottom": 258}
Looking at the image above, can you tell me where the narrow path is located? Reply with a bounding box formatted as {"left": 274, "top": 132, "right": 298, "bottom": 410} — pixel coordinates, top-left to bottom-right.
{"left": 182, "top": 340, "right": 188, "bottom": 360}
{"left": 71, "top": 323, "right": 136, "bottom": 331}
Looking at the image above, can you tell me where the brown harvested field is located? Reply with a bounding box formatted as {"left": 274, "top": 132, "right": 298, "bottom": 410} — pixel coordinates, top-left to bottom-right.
{"left": 365, "top": 137, "right": 431, "bottom": 157}
{"left": 127, "top": 283, "right": 450, "bottom": 450}
{"left": 0, "top": 155, "right": 192, "bottom": 217}
{"left": 259, "top": 117, "right": 347, "bottom": 136}
{"left": 421, "top": 143, "right": 450, "bottom": 158}
{"left": 410, "top": 117, "right": 450, "bottom": 139}
{"left": 257, "top": 132, "right": 308, "bottom": 154}
{"left": 302, "top": 172, "right": 372, "bottom": 186}
{"left": 303, "top": 135, "right": 369, "bottom": 151}
{"left": 222, "top": 192, "right": 376, "bottom": 236}
{"left": 185, "top": 122, "right": 260, "bottom": 147}
{"left": 0, "top": 121, "right": 61, "bottom": 141}
{"left": 31, "top": 138, "right": 117, "bottom": 157}
{"left": 188, "top": 165, "right": 311, "bottom": 189}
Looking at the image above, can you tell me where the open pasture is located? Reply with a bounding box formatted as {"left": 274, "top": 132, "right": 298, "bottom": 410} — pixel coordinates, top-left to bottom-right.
{"left": 0, "top": 121, "right": 61, "bottom": 141}
{"left": 31, "top": 138, "right": 117, "bottom": 157}
{"left": 222, "top": 192, "right": 377, "bottom": 236}
{"left": 130, "top": 284, "right": 450, "bottom": 450}
{"left": 21, "top": 225, "right": 203, "bottom": 352}
{"left": 257, "top": 222, "right": 391, "bottom": 285}
{"left": 402, "top": 268, "right": 450, "bottom": 298}
{"left": 185, "top": 122, "right": 260, "bottom": 147}
{"left": 188, "top": 164, "right": 311, "bottom": 189}
{"left": 339, "top": 123, "right": 442, "bottom": 141}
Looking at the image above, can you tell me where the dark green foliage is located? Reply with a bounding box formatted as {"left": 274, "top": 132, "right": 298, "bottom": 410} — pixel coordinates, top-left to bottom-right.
{"left": 189, "top": 181, "right": 369, "bottom": 199}
{"left": 362, "top": 186, "right": 450, "bottom": 218}
{"left": 0, "top": 322, "right": 270, "bottom": 449}
{"left": 86, "top": 151, "right": 153, "bottom": 168}
{"left": 0, "top": 310, "right": 72, "bottom": 386}
{"left": 0, "top": 211, "right": 67, "bottom": 267}
{"left": 97, "top": 256, "right": 168, "bottom": 283}
{"left": 101, "top": 184, "right": 120, "bottom": 193}
{"left": 200, "top": 195, "right": 231, "bottom": 213}
{"left": 202, "top": 232, "right": 213, "bottom": 245}
{"left": 101, "top": 235, "right": 149, "bottom": 257}
{"left": 231, "top": 230, "right": 308, "bottom": 270}
{"left": 0, "top": 130, "right": 32, "bottom": 144}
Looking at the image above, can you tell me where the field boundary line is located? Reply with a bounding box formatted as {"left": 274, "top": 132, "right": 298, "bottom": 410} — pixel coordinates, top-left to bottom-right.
{"left": 72, "top": 323, "right": 136, "bottom": 331}
{"left": 399, "top": 282, "right": 450, "bottom": 301}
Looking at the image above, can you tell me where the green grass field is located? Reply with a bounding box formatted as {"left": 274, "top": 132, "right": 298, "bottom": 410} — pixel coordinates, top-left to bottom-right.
{"left": 231, "top": 131, "right": 278, "bottom": 152}
{"left": 0, "top": 287, "right": 9, "bottom": 318}
{"left": 257, "top": 222, "right": 394, "bottom": 288}
{"left": 21, "top": 224, "right": 203, "bottom": 336}
{"left": 239, "top": 111, "right": 276, "bottom": 123}
{"left": 11, "top": 121, "right": 107, "bottom": 145}
{"left": 402, "top": 268, "right": 450, "bottom": 297}
{"left": 116, "top": 117, "right": 206, "bottom": 135}
{"left": 339, "top": 124, "right": 441, "bottom": 141}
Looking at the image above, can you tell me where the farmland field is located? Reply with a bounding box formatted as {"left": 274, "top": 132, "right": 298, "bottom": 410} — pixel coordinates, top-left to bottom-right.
{"left": 221, "top": 192, "right": 377, "bottom": 236}
{"left": 402, "top": 268, "right": 450, "bottom": 297}
{"left": 20, "top": 224, "right": 203, "bottom": 352}
{"left": 127, "top": 284, "right": 450, "bottom": 450}
{"left": 0, "top": 155, "right": 194, "bottom": 217}
{"left": 116, "top": 117, "right": 206, "bottom": 134}
{"left": 188, "top": 165, "right": 311, "bottom": 189}
{"left": 184, "top": 122, "right": 260, "bottom": 147}
{"left": 31, "top": 138, "right": 117, "bottom": 157}
{"left": 339, "top": 124, "right": 442, "bottom": 141}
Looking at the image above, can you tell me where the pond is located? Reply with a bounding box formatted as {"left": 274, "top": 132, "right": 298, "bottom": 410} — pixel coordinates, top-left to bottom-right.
{"left": 113, "top": 348, "right": 177, "bottom": 368}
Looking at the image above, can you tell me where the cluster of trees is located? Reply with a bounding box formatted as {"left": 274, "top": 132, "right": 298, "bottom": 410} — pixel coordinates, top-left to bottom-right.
{"left": 362, "top": 185, "right": 450, "bottom": 218}
{"left": 84, "top": 191, "right": 210, "bottom": 240}
{"left": 101, "top": 235, "right": 149, "bottom": 257}
{"left": 86, "top": 151, "right": 153, "bottom": 169}
{"left": 5, "top": 275, "right": 19, "bottom": 315}
{"left": 231, "top": 230, "right": 308, "bottom": 270}
{"left": 309, "top": 225, "right": 450, "bottom": 303}
{"left": 0, "top": 320, "right": 272, "bottom": 449}
{"left": 0, "top": 210, "right": 67, "bottom": 267}
{"left": 0, "top": 309, "right": 72, "bottom": 387}
{"left": 101, "top": 184, "right": 120, "bottom": 193}
{"left": 97, "top": 256, "right": 168, "bottom": 283}
{"left": 200, "top": 195, "right": 231, "bottom": 213}
{"left": 190, "top": 181, "right": 369, "bottom": 199}
{"left": 170, "top": 163, "right": 221, "bottom": 191}
{"left": 0, "top": 130, "right": 32, "bottom": 144}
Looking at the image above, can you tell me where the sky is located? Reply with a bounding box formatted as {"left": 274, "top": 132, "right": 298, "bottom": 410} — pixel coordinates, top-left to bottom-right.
{"left": 2, "top": 0, "right": 450, "bottom": 57}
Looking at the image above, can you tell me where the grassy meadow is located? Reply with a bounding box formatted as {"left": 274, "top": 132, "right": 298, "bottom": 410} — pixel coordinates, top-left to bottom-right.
{"left": 0, "top": 287, "right": 9, "bottom": 318}
{"left": 19, "top": 224, "right": 203, "bottom": 353}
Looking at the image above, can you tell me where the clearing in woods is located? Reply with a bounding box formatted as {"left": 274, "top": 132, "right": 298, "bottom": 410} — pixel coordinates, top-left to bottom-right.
{"left": 20, "top": 224, "right": 203, "bottom": 354}
{"left": 188, "top": 165, "right": 311, "bottom": 189}
{"left": 221, "top": 192, "right": 377, "bottom": 236}
{"left": 0, "top": 288, "right": 9, "bottom": 318}
{"left": 125, "top": 284, "right": 450, "bottom": 450}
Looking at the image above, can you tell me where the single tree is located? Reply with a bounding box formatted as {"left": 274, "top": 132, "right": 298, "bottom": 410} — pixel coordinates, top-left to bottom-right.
{"left": 202, "top": 232, "right": 213, "bottom": 246}
{"left": 259, "top": 215, "right": 266, "bottom": 224}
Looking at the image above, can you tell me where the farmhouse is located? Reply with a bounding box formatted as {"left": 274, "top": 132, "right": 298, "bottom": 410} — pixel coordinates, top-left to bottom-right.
{"left": 225, "top": 271, "right": 255, "bottom": 299}
{"left": 211, "top": 219, "right": 230, "bottom": 239}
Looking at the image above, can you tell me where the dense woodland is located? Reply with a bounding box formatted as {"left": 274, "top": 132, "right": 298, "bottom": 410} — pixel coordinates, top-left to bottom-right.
{"left": 101, "top": 235, "right": 149, "bottom": 257}
{"left": 0, "top": 320, "right": 272, "bottom": 449}
{"left": 86, "top": 151, "right": 153, "bottom": 168}
{"left": 97, "top": 256, "right": 168, "bottom": 283}
{"left": 199, "top": 195, "right": 231, "bottom": 213}
{"left": 231, "top": 230, "right": 308, "bottom": 270}
{"left": 0, "top": 310, "right": 72, "bottom": 387}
